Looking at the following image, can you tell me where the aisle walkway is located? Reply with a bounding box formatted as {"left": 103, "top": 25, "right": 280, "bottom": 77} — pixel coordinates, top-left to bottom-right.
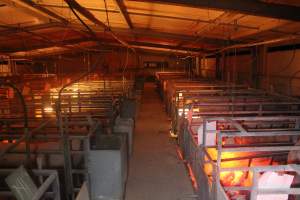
{"left": 125, "top": 83, "right": 195, "bottom": 200}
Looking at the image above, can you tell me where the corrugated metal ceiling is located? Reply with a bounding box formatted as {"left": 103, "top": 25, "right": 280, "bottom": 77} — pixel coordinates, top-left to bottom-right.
{"left": 0, "top": 0, "right": 299, "bottom": 57}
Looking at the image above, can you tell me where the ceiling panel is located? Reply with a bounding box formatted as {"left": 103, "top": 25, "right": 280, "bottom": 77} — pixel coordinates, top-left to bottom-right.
{"left": 32, "top": 0, "right": 128, "bottom": 28}
{"left": 32, "top": 0, "right": 118, "bottom": 10}
{"left": 0, "top": 0, "right": 299, "bottom": 56}
{"left": 124, "top": 0, "right": 224, "bottom": 21}
{"left": 273, "top": 22, "right": 300, "bottom": 33}
{"left": 0, "top": 3, "right": 44, "bottom": 26}
{"left": 129, "top": 14, "right": 208, "bottom": 36}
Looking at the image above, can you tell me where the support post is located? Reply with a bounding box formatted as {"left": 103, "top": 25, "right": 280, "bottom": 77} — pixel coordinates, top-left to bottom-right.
{"left": 251, "top": 45, "right": 267, "bottom": 89}
{"left": 215, "top": 53, "right": 222, "bottom": 80}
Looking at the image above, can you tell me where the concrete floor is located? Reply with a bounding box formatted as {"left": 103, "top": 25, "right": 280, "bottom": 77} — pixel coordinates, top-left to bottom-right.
{"left": 125, "top": 83, "right": 195, "bottom": 200}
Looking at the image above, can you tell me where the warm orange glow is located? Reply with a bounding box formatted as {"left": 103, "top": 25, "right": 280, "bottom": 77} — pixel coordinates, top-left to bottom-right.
{"left": 220, "top": 171, "right": 246, "bottom": 186}
{"left": 44, "top": 106, "right": 54, "bottom": 113}
{"left": 204, "top": 148, "right": 278, "bottom": 187}
{"left": 176, "top": 147, "right": 198, "bottom": 189}
{"left": 187, "top": 163, "right": 198, "bottom": 190}
{"left": 2, "top": 140, "right": 16, "bottom": 144}
{"left": 176, "top": 147, "right": 184, "bottom": 161}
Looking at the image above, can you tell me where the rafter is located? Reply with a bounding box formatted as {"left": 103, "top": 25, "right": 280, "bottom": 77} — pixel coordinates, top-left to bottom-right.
{"left": 130, "top": 41, "right": 203, "bottom": 53}
{"left": 31, "top": 3, "right": 259, "bottom": 31}
{"left": 113, "top": 0, "right": 133, "bottom": 29}
{"left": 113, "top": 27, "right": 237, "bottom": 46}
{"left": 5, "top": 37, "right": 203, "bottom": 58}
{"left": 8, "top": 40, "right": 99, "bottom": 58}
{"left": 0, "top": 22, "right": 62, "bottom": 37}
{"left": 3, "top": 0, "right": 68, "bottom": 23}
{"left": 64, "top": 0, "right": 131, "bottom": 48}
{"left": 1, "top": 37, "right": 94, "bottom": 53}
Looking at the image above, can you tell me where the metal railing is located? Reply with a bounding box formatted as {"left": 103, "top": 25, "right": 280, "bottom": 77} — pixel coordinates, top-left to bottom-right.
{"left": 179, "top": 116, "right": 300, "bottom": 200}
{"left": 0, "top": 169, "right": 61, "bottom": 200}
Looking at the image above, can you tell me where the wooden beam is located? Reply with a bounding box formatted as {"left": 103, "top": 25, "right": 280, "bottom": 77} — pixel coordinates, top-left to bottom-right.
{"left": 0, "top": 22, "right": 62, "bottom": 37}
{"left": 129, "top": 0, "right": 300, "bottom": 21}
{"left": 113, "top": 0, "right": 133, "bottom": 29}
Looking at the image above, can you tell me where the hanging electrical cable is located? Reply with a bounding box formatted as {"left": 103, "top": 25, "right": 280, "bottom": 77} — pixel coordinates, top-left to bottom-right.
{"left": 121, "top": 48, "right": 129, "bottom": 91}
{"left": 64, "top": 0, "right": 134, "bottom": 51}
{"left": 103, "top": 0, "right": 111, "bottom": 30}
{"left": 122, "top": 47, "right": 129, "bottom": 75}
{"left": 65, "top": 1, "right": 98, "bottom": 39}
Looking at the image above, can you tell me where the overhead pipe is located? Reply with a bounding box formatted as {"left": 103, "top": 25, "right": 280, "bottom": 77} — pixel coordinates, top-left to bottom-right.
{"left": 130, "top": 43, "right": 201, "bottom": 55}
{"left": 206, "top": 35, "right": 300, "bottom": 57}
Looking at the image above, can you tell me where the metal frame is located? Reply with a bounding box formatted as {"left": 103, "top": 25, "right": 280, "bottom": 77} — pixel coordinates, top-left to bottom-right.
{"left": 0, "top": 169, "right": 61, "bottom": 200}
{"left": 0, "top": 76, "right": 135, "bottom": 200}
{"left": 168, "top": 83, "right": 300, "bottom": 135}
{"left": 156, "top": 73, "right": 300, "bottom": 200}
{"left": 179, "top": 116, "right": 300, "bottom": 200}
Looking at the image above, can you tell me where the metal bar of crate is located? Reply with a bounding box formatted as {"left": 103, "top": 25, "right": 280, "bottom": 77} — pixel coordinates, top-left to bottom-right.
{"left": 0, "top": 169, "right": 60, "bottom": 200}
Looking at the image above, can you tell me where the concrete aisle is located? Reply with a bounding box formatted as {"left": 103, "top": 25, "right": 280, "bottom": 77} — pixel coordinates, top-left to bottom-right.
{"left": 125, "top": 83, "right": 195, "bottom": 200}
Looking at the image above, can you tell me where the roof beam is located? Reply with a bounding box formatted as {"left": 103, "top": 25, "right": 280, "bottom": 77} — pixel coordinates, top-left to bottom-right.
{"left": 232, "top": 20, "right": 289, "bottom": 39}
{"left": 0, "top": 24, "right": 67, "bottom": 47}
{"left": 8, "top": 40, "right": 99, "bottom": 58}
{"left": 2, "top": 1, "right": 92, "bottom": 39}
{"left": 129, "top": 0, "right": 300, "bottom": 21}
{"left": 3, "top": 0, "right": 68, "bottom": 23}
{"left": 97, "top": 40, "right": 203, "bottom": 54}
{"left": 64, "top": 0, "right": 131, "bottom": 48}
{"left": 1, "top": 37, "right": 95, "bottom": 53}
{"left": 30, "top": 3, "right": 261, "bottom": 31}
{"left": 113, "top": 27, "right": 236, "bottom": 46}
{"left": 130, "top": 41, "right": 203, "bottom": 54}
{"left": 1, "top": 0, "right": 48, "bottom": 22}
{"left": 113, "top": 0, "right": 133, "bottom": 29}
{"left": 0, "top": 22, "right": 62, "bottom": 37}
{"left": 128, "top": 11, "right": 258, "bottom": 30}
{"left": 5, "top": 37, "right": 203, "bottom": 57}
{"left": 0, "top": 24, "right": 96, "bottom": 55}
